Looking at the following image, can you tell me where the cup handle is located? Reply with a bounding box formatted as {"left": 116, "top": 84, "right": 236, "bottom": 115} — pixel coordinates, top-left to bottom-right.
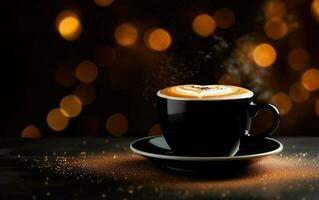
{"left": 244, "top": 102, "right": 280, "bottom": 141}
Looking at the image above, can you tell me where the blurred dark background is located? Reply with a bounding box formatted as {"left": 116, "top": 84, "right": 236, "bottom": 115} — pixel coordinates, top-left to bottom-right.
{"left": 3, "top": 0, "right": 319, "bottom": 137}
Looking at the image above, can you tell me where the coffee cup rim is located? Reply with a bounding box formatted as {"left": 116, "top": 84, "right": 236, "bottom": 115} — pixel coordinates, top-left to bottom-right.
{"left": 157, "top": 85, "right": 254, "bottom": 101}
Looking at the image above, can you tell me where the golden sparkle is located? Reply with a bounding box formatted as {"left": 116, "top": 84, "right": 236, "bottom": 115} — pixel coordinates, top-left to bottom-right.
{"left": 264, "top": 1, "right": 287, "bottom": 19}
{"left": 75, "top": 61, "right": 98, "bottom": 83}
{"left": 38, "top": 152, "right": 319, "bottom": 194}
{"left": 60, "top": 95, "right": 82, "bottom": 118}
{"left": 264, "top": 17, "right": 288, "bottom": 40}
{"left": 289, "top": 82, "right": 310, "bottom": 103}
{"left": 21, "top": 125, "right": 41, "bottom": 138}
{"left": 94, "top": 0, "right": 114, "bottom": 7}
{"left": 301, "top": 68, "right": 319, "bottom": 91}
{"left": 106, "top": 113, "right": 129, "bottom": 137}
{"left": 47, "top": 108, "right": 69, "bottom": 131}
{"left": 271, "top": 92, "right": 292, "bottom": 115}
{"left": 56, "top": 11, "right": 82, "bottom": 41}
{"left": 253, "top": 43, "right": 277, "bottom": 67}
{"left": 114, "top": 23, "right": 138, "bottom": 46}
{"left": 311, "top": 0, "right": 319, "bottom": 21}
{"left": 146, "top": 28, "right": 172, "bottom": 51}
{"left": 192, "top": 14, "right": 216, "bottom": 37}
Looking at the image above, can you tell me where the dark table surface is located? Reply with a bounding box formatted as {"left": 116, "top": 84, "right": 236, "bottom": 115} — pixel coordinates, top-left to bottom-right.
{"left": 0, "top": 137, "right": 318, "bottom": 200}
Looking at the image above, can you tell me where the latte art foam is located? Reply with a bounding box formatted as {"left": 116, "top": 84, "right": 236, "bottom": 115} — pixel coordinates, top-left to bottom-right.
{"left": 158, "top": 85, "right": 253, "bottom": 100}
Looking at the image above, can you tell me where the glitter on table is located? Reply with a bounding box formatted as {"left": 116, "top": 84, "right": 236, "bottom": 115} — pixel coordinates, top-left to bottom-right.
{"left": 0, "top": 137, "right": 318, "bottom": 200}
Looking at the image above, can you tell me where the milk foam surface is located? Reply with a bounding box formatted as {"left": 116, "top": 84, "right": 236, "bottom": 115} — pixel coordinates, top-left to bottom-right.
{"left": 158, "top": 85, "right": 253, "bottom": 100}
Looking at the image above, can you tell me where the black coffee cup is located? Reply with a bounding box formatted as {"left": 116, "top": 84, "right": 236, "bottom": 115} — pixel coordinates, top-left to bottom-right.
{"left": 157, "top": 85, "right": 280, "bottom": 156}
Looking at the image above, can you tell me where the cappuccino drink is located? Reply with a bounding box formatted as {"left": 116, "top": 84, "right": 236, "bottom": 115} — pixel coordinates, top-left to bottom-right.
{"left": 156, "top": 84, "right": 280, "bottom": 156}
{"left": 158, "top": 85, "right": 253, "bottom": 100}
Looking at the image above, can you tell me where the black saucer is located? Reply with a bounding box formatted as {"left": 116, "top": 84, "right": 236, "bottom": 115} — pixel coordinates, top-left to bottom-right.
{"left": 130, "top": 136, "right": 283, "bottom": 172}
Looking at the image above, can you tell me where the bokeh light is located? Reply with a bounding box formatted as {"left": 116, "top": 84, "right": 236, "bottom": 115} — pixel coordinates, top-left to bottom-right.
{"left": 288, "top": 48, "right": 310, "bottom": 71}
{"left": 264, "top": 0, "right": 287, "bottom": 19}
{"left": 94, "top": 47, "right": 117, "bottom": 67}
{"left": 75, "top": 61, "right": 98, "bottom": 83}
{"left": 60, "top": 95, "right": 82, "bottom": 118}
{"left": 315, "top": 99, "right": 319, "bottom": 116}
{"left": 114, "top": 23, "right": 138, "bottom": 46}
{"left": 264, "top": 17, "right": 288, "bottom": 40}
{"left": 47, "top": 108, "right": 69, "bottom": 131}
{"left": 106, "top": 113, "right": 129, "bottom": 137}
{"left": 301, "top": 68, "right": 319, "bottom": 91}
{"left": 289, "top": 82, "right": 310, "bottom": 103}
{"left": 311, "top": 0, "right": 319, "bottom": 21}
{"left": 218, "top": 73, "right": 241, "bottom": 86}
{"left": 74, "top": 84, "right": 96, "bottom": 105}
{"left": 94, "top": 0, "right": 114, "bottom": 7}
{"left": 213, "top": 8, "right": 236, "bottom": 29}
{"left": 54, "top": 67, "right": 76, "bottom": 87}
{"left": 149, "top": 123, "right": 162, "bottom": 136}
{"left": 21, "top": 125, "right": 41, "bottom": 138}
{"left": 192, "top": 14, "right": 216, "bottom": 37}
{"left": 56, "top": 11, "right": 82, "bottom": 41}
{"left": 9, "top": 1, "right": 319, "bottom": 138}
{"left": 146, "top": 28, "right": 172, "bottom": 51}
{"left": 253, "top": 43, "right": 277, "bottom": 67}
{"left": 236, "top": 40, "right": 257, "bottom": 60}
{"left": 271, "top": 92, "right": 292, "bottom": 115}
